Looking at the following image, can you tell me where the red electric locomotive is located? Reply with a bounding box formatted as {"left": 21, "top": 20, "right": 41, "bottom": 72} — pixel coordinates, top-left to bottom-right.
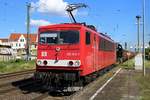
{"left": 35, "top": 23, "right": 116, "bottom": 89}
{"left": 34, "top": 3, "right": 116, "bottom": 91}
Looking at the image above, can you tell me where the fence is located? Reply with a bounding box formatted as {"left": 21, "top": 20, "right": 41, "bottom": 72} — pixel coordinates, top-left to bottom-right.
{"left": 0, "top": 45, "right": 16, "bottom": 62}
{"left": 0, "top": 54, "right": 16, "bottom": 62}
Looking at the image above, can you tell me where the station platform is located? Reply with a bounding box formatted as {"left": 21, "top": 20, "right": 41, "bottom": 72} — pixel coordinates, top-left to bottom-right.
{"left": 71, "top": 67, "right": 140, "bottom": 100}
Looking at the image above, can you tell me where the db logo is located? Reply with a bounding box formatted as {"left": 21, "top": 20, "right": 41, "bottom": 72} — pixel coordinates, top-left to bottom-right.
{"left": 56, "top": 47, "right": 60, "bottom": 52}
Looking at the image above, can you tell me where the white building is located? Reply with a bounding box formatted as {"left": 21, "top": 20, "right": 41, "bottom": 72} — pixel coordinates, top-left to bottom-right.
{"left": 9, "top": 33, "right": 38, "bottom": 57}
{"left": 9, "top": 33, "right": 37, "bottom": 49}
{"left": 0, "top": 39, "right": 10, "bottom": 46}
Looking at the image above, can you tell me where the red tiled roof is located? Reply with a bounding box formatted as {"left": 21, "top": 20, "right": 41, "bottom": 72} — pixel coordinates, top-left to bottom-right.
{"left": 9, "top": 33, "right": 21, "bottom": 41}
{"left": 9, "top": 33, "right": 37, "bottom": 43}
{"left": 23, "top": 34, "right": 37, "bottom": 43}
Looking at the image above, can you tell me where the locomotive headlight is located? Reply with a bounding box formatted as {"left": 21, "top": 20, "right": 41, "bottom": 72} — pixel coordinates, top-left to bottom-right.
{"left": 43, "top": 60, "right": 48, "bottom": 65}
{"left": 37, "top": 60, "right": 42, "bottom": 65}
{"left": 75, "top": 60, "right": 80, "bottom": 66}
{"left": 68, "top": 61, "right": 74, "bottom": 66}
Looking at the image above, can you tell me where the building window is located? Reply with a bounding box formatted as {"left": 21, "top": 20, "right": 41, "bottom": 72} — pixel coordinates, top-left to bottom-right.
{"left": 16, "top": 43, "right": 18, "bottom": 47}
{"left": 19, "top": 43, "right": 21, "bottom": 47}
{"left": 20, "top": 39, "right": 24, "bottom": 42}
{"left": 86, "top": 31, "right": 91, "bottom": 45}
{"left": 34, "top": 44, "right": 36, "bottom": 48}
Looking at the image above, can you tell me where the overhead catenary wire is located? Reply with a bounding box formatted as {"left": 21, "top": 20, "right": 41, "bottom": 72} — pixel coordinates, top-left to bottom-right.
{"left": 65, "top": 3, "right": 88, "bottom": 23}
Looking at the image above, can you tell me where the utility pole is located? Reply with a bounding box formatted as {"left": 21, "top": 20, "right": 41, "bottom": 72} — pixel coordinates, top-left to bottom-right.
{"left": 142, "top": 0, "right": 145, "bottom": 76}
{"left": 26, "top": 3, "right": 31, "bottom": 61}
{"left": 125, "top": 42, "right": 127, "bottom": 50}
{"left": 136, "top": 15, "right": 141, "bottom": 53}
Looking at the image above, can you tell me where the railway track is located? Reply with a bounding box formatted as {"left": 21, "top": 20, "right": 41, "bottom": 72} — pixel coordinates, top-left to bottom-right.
{"left": 0, "top": 69, "right": 66, "bottom": 100}
{"left": 0, "top": 69, "right": 35, "bottom": 79}
{"left": 0, "top": 78, "right": 35, "bottom": 94}
{"left": 0, "top": 70, "right": 36, "bottom": 96}
{"left": 0, "top": 79, "right": 69, "bottom": 100}
{"left": 0, "top": 64, "right": 124, "bottom": 100}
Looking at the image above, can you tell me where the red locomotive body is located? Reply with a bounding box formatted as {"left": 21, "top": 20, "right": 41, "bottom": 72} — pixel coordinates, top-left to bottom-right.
{"left": 35, "top": 23, "right": 116, "bottom": 88}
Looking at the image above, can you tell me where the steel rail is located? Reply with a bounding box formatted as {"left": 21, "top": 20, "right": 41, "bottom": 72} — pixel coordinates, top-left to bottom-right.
{"left": 0, "top": 69, "right": 35, "bottom": 79}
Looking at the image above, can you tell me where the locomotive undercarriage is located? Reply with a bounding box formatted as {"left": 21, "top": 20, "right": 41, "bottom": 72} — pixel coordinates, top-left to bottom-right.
{"left": 34, "top": 70, "right": 83, "bottom": 92}
{"left": 34, "top": 65, "right": 115, "bottom": 92}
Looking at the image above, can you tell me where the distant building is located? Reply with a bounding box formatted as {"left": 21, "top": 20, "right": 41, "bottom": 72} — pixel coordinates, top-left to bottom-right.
{"left": 9, "top": 33, "right": 37, "bottom": 48}
{"left": 0, "top": 38, "right": 10, "bottom": 45}
{"left": 0, "top": 40, "right": 15, "bottom": 61}
{"left": 9, "top": 33, "right": 38, "bottom": 57}
{"left": 9, "top": 34, "right": 26, "bottom": 49}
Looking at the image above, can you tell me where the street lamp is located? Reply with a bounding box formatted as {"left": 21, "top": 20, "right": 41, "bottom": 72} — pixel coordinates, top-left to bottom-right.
{"left": 134, "top": 0, "right": 145, "bottom": 75}
{"left": 136, "top": 15, "right": 141, "bottom": 53}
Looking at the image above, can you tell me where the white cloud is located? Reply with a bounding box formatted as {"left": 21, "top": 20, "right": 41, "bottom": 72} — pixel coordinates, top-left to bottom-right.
{"left": 30, "top": 19, "right": 51, "bottom": 26}
{"left": 32, "top": 0, "right": 68, "bottom": 16}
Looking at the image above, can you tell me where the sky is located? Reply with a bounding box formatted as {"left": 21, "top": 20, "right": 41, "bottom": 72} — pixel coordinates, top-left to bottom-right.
{"left": 0, "top": 0, "right": 149, "bottom": 49}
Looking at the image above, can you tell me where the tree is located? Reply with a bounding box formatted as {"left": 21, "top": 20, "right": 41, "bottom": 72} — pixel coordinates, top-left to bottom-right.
{"left": 145, "top": 47, "right": 150, "bottom": 60}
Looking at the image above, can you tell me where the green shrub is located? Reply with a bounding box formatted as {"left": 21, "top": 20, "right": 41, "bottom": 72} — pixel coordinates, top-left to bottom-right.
{"left": 0, "top": 60, "right": 35, "bottom": 73}
{"left": 145, "top": 48, "right": 150, "bottom": 60}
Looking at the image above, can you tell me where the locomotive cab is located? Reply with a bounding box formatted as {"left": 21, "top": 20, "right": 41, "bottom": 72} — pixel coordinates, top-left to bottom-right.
{"left": 35, "top": 23, "right": 116, "bottom": 89}
{"left": 35, "top": 24, "right": 85, "bottom": 84}
{"left": 36, "top": 24, "right": 83, "bottom": 67}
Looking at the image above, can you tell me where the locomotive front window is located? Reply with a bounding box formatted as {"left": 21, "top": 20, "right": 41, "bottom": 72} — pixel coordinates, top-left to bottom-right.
{"left": 39, "top": 30, "right": 79, "bottom": 44}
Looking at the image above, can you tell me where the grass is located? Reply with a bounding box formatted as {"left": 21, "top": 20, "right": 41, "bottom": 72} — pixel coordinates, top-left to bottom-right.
{"left": 145, "top": 60, "right": 150, "bottom": 68}
{"left": 0, "top": 59, "right": 36, "bottom": 74}
{"left": 120, "top": 57, "right": 150, "bottom": 100}
{"left": 135, "top": 72, "right": 150, "bottom": 100}
{"left": 120, "top": 58, "right": 150, "bottom": 69}
{"left": 120, "top": 58, "right": 135, "bottom": 69}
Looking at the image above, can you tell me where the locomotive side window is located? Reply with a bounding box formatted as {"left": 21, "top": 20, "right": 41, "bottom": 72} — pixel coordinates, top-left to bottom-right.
{"left": 104, "top": 40, "right": 114, "bottom": 51}
{"left": 39, "top": 30, "right": 79, "bottom": 44}
{"left": 99, "top": 38, "right": 114, "bottom": 51}
{"left": 105, "top": 40, "right": 109, "bottom": 51}
{"left": 86, "top": 31, "right": 91, "bottom": 45}
{"left": 99, "top": 38, "right": 105, "bottom": 50}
